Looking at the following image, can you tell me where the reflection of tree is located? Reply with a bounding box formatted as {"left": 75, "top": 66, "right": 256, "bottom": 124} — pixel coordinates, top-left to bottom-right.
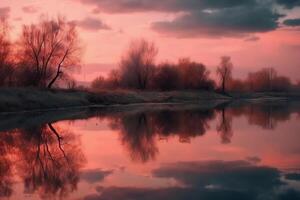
{"left": 110, "top": 109, "right": 215, "bottom": 163}
{"left": 0, "top": 131, "right": 14, "bottom": 198}
{"left": 229, "top": 102, "right": 292, "bottom": 130}
{"left": 153, "top": 110, "right": 215, "bottom": 143}
{"left": 216, "top": 108, "right": 233, "bottom": 144}
{"left": 118, "top": 113, "right": 158, "bottom": 163}
{"left": 0, "top": 123, "right": 85, "bottom": 199}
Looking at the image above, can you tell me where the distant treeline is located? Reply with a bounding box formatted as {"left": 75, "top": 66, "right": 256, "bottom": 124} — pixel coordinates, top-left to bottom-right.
{"left": 0, "top": 17, "right": 299, "bottom": 92}
{"left": 92, "top": 39, "right": 300, "bottom": 93}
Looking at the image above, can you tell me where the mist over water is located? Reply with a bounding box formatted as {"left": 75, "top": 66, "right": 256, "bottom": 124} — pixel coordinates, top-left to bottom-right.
{"left": 0, "top": 100, "right": 300, "bottom": 199}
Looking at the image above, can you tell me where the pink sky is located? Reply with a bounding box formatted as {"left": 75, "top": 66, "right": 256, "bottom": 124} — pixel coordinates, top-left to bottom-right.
{"left": 1, "top": 0, "right": 300, "bottom": 82}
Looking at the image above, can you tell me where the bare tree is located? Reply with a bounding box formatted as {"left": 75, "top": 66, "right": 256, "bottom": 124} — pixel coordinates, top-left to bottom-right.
{"left": 17, "top": 17, "right": 81, "bottom": 88}
{"left": 119, "top": 39, "right": 158, "bottom": 90}
{"left": 0, "top": 18, "right": 13, "bottom": 86}
{"left": 154, "top": 63, "right": 181, "bottom": 91}
{"left": 178, "top": 58, "right": 215, "bottom": 90}
{"left": 91, "top": 75, "right": 106, "bottom": 90}
{"left": 216, "top": 56, "right": 233, "bottom": 93}
{"left": 246, "top": 67, "right": 279, "bottom": 92}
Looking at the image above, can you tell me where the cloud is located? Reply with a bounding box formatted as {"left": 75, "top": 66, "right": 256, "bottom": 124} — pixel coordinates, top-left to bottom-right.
{"left": 276, "top": 0, "right": 300, "bottom": 9}
{"left": 80, "top": 169, "right": 113, "bottom": 183}
{"left": 22, "top": 5, "right": 39, "bottom": 14}
{"left": 151, "top": 6, "right": 283, "bottom": 38}
{"left": 0, "top": 7, "right": 10, "bottom": 18}
{"left": 283, "top": 18, "right": 300, "bottom": 26}
{"left": 75, "top": 0, "right": 285, "bottom": 38}
{"left": 72, "top": 17, "right": 111, "bottom": 31}
{"left": 78, "top": 0, "right": 257, "bottom": 13}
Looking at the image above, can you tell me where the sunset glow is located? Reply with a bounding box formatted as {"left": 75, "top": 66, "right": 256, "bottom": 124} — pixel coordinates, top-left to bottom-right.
{"left": 1, "top": 0, "right": 300, "bottom": 82}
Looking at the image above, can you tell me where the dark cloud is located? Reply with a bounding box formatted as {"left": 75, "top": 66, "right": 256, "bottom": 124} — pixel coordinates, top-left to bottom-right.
{"left": 22, "top": 5, "right": 38, "bottom": 14}
{"left": 0, "top": 7, "right": 10, "bottom": 18}
{"left": 276, "top": 0, "right": 300, "bottom": 9}
{"left": 79, "top": 0, "right": 256, "bottom": 13}
{"left": 151, "top": 6, "right": 283, "bottom": 38}
{"left": 72, "top": 17, "right": 111, "bottom": 31}
{"left": 80, "top": 169, "right": 113, "bottom": 183}
{"left": 285, "top": 173, "right": 300, "bottom": 181}
{"left": 76, "top": 0, "right": 285, "bottom": 38}
{"left": 283, "top": 18, "right": 300, "bottom": 26}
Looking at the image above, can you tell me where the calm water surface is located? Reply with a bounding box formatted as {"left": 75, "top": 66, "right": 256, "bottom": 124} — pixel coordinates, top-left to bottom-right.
{"left": 1, "top": 101, "right": 300, "bottom": 200}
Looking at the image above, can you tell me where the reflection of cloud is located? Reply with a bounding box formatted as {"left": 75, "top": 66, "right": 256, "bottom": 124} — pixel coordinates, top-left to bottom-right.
{"left": 83, "top": 186, "right": 253, "bottom": 200}
{"left": 153, "top": 160, "right": 282, "bottom": 191}
{"left": 80, "top": 169, "right": 113, "bottom": 183}
{"left": 82, "top": 160, "right": 294, "bottom": 200}
{"left": 285, "top": 173, "right": 300, "bottom": 181}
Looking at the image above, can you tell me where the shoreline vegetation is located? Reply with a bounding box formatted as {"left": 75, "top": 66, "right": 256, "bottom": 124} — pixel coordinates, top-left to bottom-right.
{"left": 0, "top": 88, "right": 300, "bottom": 113}
{"left": 1, "top": 18, "right": 300, "bottom": 115}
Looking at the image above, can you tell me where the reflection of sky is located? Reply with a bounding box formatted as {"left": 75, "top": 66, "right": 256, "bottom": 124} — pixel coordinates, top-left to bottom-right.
{"left": 2, "top": 105, "right": 300, "bottom": 199}
{"left": 56, "top": 111, "right": 300, "bottom": 199}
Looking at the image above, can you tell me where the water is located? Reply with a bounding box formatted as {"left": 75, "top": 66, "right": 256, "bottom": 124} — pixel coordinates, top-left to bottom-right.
{"left": 0, "top": 100, "right": 300, "bottom": 200}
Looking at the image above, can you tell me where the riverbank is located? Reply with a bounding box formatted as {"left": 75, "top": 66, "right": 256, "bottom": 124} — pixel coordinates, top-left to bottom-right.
{"left": 0, "top": 88, "right": 299, "bottom": 113}
{"left": 0, "top": 88, "right": 229, "bottom": 113}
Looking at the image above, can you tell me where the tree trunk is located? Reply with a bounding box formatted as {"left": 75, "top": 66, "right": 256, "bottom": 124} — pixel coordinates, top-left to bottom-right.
{"left": 47, "top": 70, "right": 61, "bottom": 89}
{"left": 222, "top": 79, "right": 225, "bottom": 93}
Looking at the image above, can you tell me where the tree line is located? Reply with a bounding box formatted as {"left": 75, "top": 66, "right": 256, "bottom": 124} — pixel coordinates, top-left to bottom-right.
{"left": 0, "top": 17, "right": 299, "bottom": 92}
{"left": 92, "top": 39, "right": 300, "bottom": 93}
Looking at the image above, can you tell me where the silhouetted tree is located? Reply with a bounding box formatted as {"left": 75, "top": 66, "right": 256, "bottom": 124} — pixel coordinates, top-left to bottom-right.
{"left": 106, "top": 69, "right": 121, "bottom": 89}
{"left": 91, "top": 75, "right": 106, "bottom": 90}
{"left": 246, "top": 68, "right": 292, "bottom": 92}
{"left": 216, "top": 56, "right": 233, "bottom": 93}
{"left": 178, "top": 58, "right": 215, "bottom": 90}
{"left": 16, "top": 17, "right": 81, "bottom": 88}
{"left": 119, "top": 39, "right": 157, "bottom": 90}
{"left": 228, "top": 78, "right": 247, "bottom": 92}
{"left": 154, "top": 63, "right": 181, "bottom": 90}
{"left": 0, "top": 18, "right": 13, "bottom": 86}
{"left": 247, "top": 68, "right": 273, "bottom": 92}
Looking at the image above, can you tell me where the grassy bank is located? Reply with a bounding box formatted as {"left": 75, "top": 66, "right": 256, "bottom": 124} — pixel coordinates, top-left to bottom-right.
{"left": 0, "top": 88, "right": 229, "bottom": 112}
{"left": 0, "top": 88, "right": 299, "bottom": 113}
